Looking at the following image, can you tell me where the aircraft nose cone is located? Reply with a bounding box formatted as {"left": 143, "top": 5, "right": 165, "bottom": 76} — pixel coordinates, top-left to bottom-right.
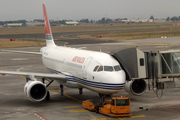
{"left": 108, "top": 70, "right": 126, "bottom": 84}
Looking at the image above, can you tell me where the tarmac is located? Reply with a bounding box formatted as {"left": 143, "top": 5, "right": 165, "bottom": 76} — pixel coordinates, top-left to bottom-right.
{"left": 0, "top": 37, "right": 180, "bottom": 120}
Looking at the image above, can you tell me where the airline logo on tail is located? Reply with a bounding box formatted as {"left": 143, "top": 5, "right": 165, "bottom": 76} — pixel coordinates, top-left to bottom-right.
{"left": 42, "top": 3, "right": 55, "bottom": 46}
{"left": 42, "top": 3, "right": 52, "bottom": 40}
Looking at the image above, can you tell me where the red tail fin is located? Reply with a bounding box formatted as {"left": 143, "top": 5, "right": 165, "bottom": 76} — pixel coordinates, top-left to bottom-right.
{"left": 42, "top": 3, "right": 55, "bottom": 47}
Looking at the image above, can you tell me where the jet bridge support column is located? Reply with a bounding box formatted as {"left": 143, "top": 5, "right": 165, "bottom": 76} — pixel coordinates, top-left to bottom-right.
{"left": 60, "top": 84, "right": 63, "bottom": 95}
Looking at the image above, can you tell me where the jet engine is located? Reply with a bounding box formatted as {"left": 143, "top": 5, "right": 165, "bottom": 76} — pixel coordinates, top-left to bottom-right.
{"left": 124, "top": 79, "right": 147, "bottom": 96}
{"left": 24, "top": 81, "right": 47, "bottom": 102}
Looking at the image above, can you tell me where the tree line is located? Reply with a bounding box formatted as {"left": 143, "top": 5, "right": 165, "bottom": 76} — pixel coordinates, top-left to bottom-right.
{"left": 1, "top": 15, "right": 180, "bottom": 25}
{"left": 166, "top": 16, "right": 180, "bottom": 21}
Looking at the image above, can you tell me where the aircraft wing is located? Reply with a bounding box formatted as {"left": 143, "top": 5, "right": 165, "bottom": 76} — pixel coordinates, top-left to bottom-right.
{"left": 0, "top": 71, "right": 66, "bottom": 82}
{"left": 1, "top": 49, "right": 41, "bottom": 55}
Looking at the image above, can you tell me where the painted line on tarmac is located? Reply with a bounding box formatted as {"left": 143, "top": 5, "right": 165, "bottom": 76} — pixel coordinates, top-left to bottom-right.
{"left": 109, "top": 115, "right": 145, "bottom": 119}
{"left": 118, "top": 118, "right": 124, "bottom": 120}
{"left": 47, "top": 87, "right": 60, "bottom": 93}
{"left": 109, "top": 118, "right": 123, "bottom": 120}
{"left": 155, "top": 105, "right": 180, "bottom": 114}
{"left": 0, "top": 67, "right": 8, "bottom": 71}
{"left": 130, "top": 115, "right": 145, "bottom": 118}
{"left": 35, "top": 112, "right": 48, "bottom": 120}
{"left": 0, "top": 111, "right": 30, "bottom": 114}
{"left": 155, "top": 99, "right": 180, "bottom": 105}
{"left": 47, "top": 87, "right": 82, "bottom": 103}
{"left": 18, "top": 75, "right": 26, "bottom": 79}
{"left": 128, "top": 43, "right": 179, "bottom": 46}
{"left": 69, "top": 110, "right": 89, "bottom": 113}
{"left": 67, "top": 106, "right": 81, "bottom": 108}
{"left": 0, "top": 111, "right": 47, "bottom": 120}
{"left": 155, "top": 99, "right": 180, "bottom": 114}
{"left": 63, "top": 94, "right": 82, "bottom": 103}
{"left": 91, "top": 118, "right": 106, "bottom": 120}
{"left": 143, "top": 43, "right": 168, "bottom": 46}
{"left": 0, "top": 67, "right": 26, "bottom": 79}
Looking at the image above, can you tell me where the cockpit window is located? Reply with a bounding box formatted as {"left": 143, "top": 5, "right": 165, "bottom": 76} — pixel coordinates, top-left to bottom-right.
{"left": 93, "top": 66, "right": 99, "bottom": 71}
{"left": 104, "top": 66, "right": 114, "bottom": 72}
{"left": 94, "top": 65, "right": 121, "bottom": 72}
{"left": 114, "top": 65, "right": 121, "bottom": 71}
{"left": 97, "top": 66, "right": 103, "bottom": 72}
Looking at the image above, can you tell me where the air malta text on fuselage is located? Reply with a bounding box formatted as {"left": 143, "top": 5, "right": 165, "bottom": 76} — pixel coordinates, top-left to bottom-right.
{"left": 72, "top": 56, "right": 85, "bottom": 64}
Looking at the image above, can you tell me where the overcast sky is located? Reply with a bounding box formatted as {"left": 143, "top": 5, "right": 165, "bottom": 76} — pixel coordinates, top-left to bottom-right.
{"left": 0, "top": 0, "right": 180, "bottom": 21}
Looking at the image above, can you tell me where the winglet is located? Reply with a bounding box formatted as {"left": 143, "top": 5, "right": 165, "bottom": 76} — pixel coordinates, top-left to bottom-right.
{"left": 42, "top": 3, "right": 56, "bottom": 47}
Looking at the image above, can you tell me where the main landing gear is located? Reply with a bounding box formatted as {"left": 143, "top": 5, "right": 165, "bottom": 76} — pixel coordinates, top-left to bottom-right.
{"left": 46, "top": 91, "right": 50, "bottom": 101}
{"left": 60, "top": 86, "right": 83, "bottom": 96}
{"left": 79, "top": 88, "right": 83, "bottom": 95}
{"left": 42, "top": 78, "right": 54, "bottom": 101}
{"left": 60, "top": 84, "right": 63, "bottom": 95}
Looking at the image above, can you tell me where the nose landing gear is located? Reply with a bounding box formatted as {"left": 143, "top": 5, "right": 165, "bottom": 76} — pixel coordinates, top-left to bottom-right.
{"left": 98, "top": 93, "right": 112, "bottom": 106}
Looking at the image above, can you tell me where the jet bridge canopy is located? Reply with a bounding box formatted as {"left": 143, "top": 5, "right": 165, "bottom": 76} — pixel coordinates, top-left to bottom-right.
{"left": 110, "top": 47, "right": 180, "bottom": 80}
{"left": 160, "top": 50, "right": 180, "bottom": 77}
{"left": 110, "top": 47, "right": 148, "bottom": 80}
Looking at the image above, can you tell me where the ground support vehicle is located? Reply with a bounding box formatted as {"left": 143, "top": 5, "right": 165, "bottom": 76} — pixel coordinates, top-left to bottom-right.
{"left": 82, "top": 96, "right": 131, "bottom": 117}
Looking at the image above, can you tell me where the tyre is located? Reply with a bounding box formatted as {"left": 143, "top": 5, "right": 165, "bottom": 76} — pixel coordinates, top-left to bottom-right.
{"left": 45, "top": 91, "right": 50, "bottom": 101}
{"left": 95, "top": 106, "right": 100, "bottom": 113}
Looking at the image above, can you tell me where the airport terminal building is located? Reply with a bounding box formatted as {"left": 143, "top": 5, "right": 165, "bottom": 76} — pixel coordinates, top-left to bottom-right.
{"left": 4, "top": 23, "right": 27, "bottom": 28}
{"left": 62, "top": 21, "right": 79, "bottom": 26}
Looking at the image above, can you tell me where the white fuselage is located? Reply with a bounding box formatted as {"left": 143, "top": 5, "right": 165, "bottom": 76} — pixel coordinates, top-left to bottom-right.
{"left": 40, "top": 46, "right": 126, "bottom": 94}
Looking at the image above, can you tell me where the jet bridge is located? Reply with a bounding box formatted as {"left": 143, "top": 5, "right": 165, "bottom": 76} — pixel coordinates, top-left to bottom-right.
{"left": 110, "top": 47, "right": 180, "bottom": 98}
{"left": 110, "top": 47, "right": 147, "bottom": 80}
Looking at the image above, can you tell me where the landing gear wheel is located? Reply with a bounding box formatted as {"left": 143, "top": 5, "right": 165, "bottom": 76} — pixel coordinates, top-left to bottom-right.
{"left": 95, "top": 106, "right": 100, "bottom": 113}
{"left": 99, "top": 94, "right": 105, "bottom": 106}
{"left": 45, "top": 91, "right": 50, "bottom": 101}
{"left": 79, "top": 88, "right": 83, "bottom": 95}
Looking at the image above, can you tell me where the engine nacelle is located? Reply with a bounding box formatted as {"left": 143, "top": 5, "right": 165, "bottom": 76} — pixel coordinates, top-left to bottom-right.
{"left": 124, "top": 79, "right": 147, "bottom": 96}
{"left": 24, "top": 81, "right": 47, "bottom": 102}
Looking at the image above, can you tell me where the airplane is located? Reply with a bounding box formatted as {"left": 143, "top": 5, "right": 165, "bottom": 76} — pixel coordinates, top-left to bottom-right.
{"left": 0, "top": 4, "right": 146, "bottom": 103}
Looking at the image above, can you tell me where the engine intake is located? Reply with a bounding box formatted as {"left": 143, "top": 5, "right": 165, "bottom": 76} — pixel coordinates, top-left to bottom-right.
{"left": 124, "top": 79, "right": 146, "bottom": 96}
{"left": 24, "top": 81, "right": 47, "bottom": 102}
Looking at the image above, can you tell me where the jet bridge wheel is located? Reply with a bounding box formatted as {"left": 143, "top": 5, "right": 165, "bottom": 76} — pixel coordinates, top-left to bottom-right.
{"left": 45, "top": 91, "right": 50, "bottom": 101}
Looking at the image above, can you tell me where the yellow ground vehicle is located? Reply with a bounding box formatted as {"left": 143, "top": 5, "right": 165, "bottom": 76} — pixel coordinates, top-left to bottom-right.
{"left": 82, "top": 96, "right": 131, "bottom": 117}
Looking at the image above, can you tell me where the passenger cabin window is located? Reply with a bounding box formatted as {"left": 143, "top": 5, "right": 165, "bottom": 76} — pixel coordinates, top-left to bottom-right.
{"left": 97, "top": 66, "right": 103, "bottom": 72}
{"left": 104, "top": 66, "right": 113, "bottom": 72}
{"left": 93, "top": 66, "right": 99, "bottom": 71}
{"left": 114, "top": 65, "right": 121, "bottom": 71}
